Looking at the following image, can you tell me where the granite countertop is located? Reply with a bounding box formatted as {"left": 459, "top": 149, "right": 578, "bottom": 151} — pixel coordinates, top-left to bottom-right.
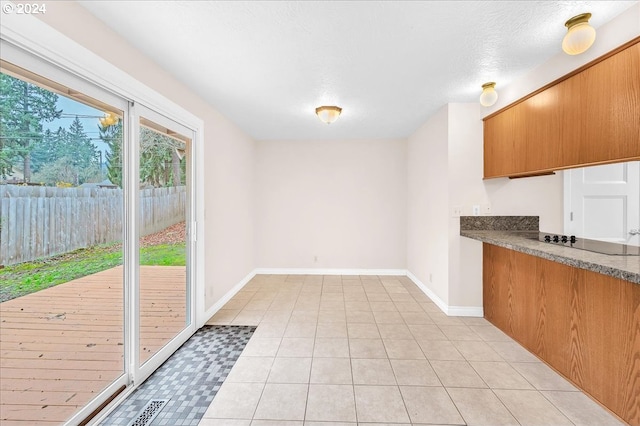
{"left": 461, "top": 229, "right": 640, "bottom": 284}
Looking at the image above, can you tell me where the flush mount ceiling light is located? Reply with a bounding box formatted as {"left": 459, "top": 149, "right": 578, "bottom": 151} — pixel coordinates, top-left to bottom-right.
{"left": 562, "top": 13, "right": 596, "bottom": 55}
{"left": 315, "top": 106, "right": 342, "bottom": 124}
{"left": 479, "top": 82, "right": 498, "bottom": 107}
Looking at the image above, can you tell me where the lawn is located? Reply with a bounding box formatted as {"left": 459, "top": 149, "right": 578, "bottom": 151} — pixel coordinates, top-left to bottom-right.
{"left": 0, "top": 243, "right": 185, "bottom": 302}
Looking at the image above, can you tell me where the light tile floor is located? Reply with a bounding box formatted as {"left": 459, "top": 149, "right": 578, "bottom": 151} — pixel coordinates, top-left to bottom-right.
{"left": 200, "top": 274, "right": 625, "bottom": 426}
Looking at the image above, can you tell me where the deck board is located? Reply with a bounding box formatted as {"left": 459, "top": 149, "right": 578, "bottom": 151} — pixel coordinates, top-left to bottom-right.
{"left": 0, "top": 265, "right": 186, "bottom": 425}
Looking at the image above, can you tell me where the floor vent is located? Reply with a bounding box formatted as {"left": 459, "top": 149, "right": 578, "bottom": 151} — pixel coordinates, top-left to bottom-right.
{"left": 127, "top": 399, "right": 169, "bottom": 426}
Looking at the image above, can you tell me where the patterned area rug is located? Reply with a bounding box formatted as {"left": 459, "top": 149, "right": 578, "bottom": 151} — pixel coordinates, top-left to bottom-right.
{"left": 102, "top": 325, "right": 255, "bottom": 425}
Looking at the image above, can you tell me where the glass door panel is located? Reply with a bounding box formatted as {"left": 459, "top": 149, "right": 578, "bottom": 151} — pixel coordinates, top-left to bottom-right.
{"left": 0, "top": 64, "right": 128, "bottom": 424}
{"left": 137, "top": 114, "right": 191, "bottom": 366}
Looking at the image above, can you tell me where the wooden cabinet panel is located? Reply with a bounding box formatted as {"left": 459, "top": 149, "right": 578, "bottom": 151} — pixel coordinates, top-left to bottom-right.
{"left": 523, "top": 84, "right": 566, "bottom": 172}
{"left": 483, "top": 244, "right": 640, "bottom": 425}
{"left": 483, "top": 108, "right": 518, "bottom": 177}
{"left": 509, "top": 250, "right": 540, "bottom": 350}
{"left": 538, "top": 259, "right": 580, "bottom": 381}
{"left": 484, "top": 39, "right": 640, "bottom": 178}
{"left": 578, "top": 44, "right": 640, "bottom": 165}
{"left": 482, "top": 244, "right": 512, "bottom": 331}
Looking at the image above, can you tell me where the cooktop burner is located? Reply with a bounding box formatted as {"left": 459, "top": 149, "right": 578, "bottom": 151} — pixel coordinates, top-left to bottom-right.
{"left": 535, "top": 233, "right": 640, "bottom": 256}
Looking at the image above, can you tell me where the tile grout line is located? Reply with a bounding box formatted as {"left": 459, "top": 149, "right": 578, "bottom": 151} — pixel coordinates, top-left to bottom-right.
{"left": 345, "top": 275, "right": 359, "bottom": 424}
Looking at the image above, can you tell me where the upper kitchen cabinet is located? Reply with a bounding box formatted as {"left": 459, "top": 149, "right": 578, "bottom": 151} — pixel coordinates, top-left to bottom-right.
{"left": 484, "top": 38, "right": 640, "bottom": 179}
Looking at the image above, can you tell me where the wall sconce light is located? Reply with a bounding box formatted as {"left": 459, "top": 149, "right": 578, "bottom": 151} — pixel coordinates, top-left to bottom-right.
{"left": 562, "top": 13, "right": 596, "bottom": 55}
{"left": 479, "top": 82, "right": 498, "bottom": 107}
{"left": 315, "top": 106, "right": 342, "bottom": 124}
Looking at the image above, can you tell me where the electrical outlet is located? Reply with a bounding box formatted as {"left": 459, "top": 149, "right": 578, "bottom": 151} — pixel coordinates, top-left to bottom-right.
{"left": 472, "top": 205, "right": 480, "bottom": 216}
{"left": 452, "top": 206, "right": 463, "bottom": 218}
{"left": 314, "top": 255, "right": 318, "bottom": 262}
{"left": 429, "top": 273, "right": 433, "bottom": 283}
{"left": 482, "top": 204, "right": 492, "bottom": 215}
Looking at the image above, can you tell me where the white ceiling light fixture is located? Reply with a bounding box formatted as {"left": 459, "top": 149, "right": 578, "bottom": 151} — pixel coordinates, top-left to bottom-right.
{"left": 315, "top": 106, "right": 342, "bottom": 124}
{"left": 562, "top": 13, "right": 596, "bottom": 55}
{"left": 479, "top": 82, "right": 498, "bottom": 107}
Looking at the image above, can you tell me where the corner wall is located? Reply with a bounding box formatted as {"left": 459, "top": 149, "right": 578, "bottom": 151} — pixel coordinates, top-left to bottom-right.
{"left": 407, "top": 103, "right": 563, "bottom": 314}
{"left": 407, "top": 106, "right": 450, "bottom": 305}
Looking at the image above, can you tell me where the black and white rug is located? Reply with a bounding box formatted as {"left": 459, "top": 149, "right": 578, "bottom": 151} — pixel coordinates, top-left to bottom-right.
{"left": 101, "top": 325, "right": 255, "bottom": 426}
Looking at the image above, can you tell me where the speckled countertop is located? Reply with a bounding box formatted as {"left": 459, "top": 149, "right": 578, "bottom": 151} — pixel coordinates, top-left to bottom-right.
{"left": 461, "top": 230, "right": 640, "bottom": 284}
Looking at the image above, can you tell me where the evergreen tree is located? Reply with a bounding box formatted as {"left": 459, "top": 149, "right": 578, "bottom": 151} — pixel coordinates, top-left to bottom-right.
{"left": 31, "top": 128, "right": 63, "bottom": 173}
{"left": 98, "top": 121, "right": 186, "bottom": 188}
{"left": 66, "top": 116, "right": 98, "bottom": 170}
{"left": 100, "top": 120, "right": 123, "bottom": 187}
{"left": 32, "top": 118, "right": 100, "bottom": 186}
{"left": 0, "top": 73, "right": 61, "bottom": 181}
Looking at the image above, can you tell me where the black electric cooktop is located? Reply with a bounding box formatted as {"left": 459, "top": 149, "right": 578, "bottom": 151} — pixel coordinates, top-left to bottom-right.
{"left": 535, "top": 232, "right": 640, "bottom": 256}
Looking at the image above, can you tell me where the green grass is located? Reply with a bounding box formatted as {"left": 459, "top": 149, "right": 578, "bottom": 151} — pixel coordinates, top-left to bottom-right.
{"left": 0, "top": 243, "right": 185, "bottom": 302}
{"left": 140, "top": 244, "right": 186, "bottom": 266}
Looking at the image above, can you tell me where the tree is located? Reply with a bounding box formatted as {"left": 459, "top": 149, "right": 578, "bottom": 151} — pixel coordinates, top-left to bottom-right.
{"left": 30, "top": 128, "right": 63, "bottom": 173}
{"left": 0, "top": 75, "right": 19, "bottom": 178}
{"left": 0, "top": 73, "right": 61, "bottom": 181}
{"left": 66, "top": 116, "right": 98, "bottom": 170}
{"left": 0, "top": 133, "right": 13, "bottom": 178}
{"left": 32, "top": 118, "right": 100, "bottom": 186}
{"left": 99, "top": 120, "right": 123, "bottom": 187}
{"left": 98, "top": 121, "right": 186, "bottom": 188}
{"left": 139, "top": 127, "right": 185, "bottom": 188}
{"left": 33, "top": 156, "right": 80, "bottom": 186}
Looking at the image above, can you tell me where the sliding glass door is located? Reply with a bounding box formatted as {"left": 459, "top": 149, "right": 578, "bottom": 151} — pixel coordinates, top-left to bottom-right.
{"left": 0, "top": 47, "right": 197, "bottom": 424}
{"left": 0, "top": 60, "right": 130, "bottom": 425}
{"left": 132, "top": 105, "right": 194, "bottom": 381}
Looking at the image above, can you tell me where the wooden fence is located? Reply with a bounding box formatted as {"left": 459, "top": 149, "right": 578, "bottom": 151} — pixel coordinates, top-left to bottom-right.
{"left": 0, "top": 185, "right": 186, "bottom": 266}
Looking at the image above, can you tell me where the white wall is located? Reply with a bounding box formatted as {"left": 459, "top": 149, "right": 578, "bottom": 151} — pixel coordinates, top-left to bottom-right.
{"left": 447, "top": 103, "right": 485, "bottom": 309}
{"left": 407, "top": 107, "right": 450, "bottom": 304}
{"left": 32, "top": 2, "right": 256, "bottom": 308}
{"left": 255, "top": 139, "right": 407, "bottom": 270}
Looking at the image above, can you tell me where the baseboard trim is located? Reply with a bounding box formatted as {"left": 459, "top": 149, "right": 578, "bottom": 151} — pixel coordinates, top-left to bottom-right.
{"left": 448, "top": 306, "right": 484, "bottom": 317}
{"left": 405, "top": 271, "right": 448, "bottom": 314}
{"left": 405, "top": 270, "right": 483, "bottom": 317}
{"left": 253, "top": 268, "right": 407, "bottom": 276}
{"left": 202, "top": 270, "right": 257, "bottom": 326}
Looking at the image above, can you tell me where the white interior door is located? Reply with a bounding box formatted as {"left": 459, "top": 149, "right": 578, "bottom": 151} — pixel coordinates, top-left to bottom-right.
{"left": 565, "top": 161, "right": 640, "bottom": 246}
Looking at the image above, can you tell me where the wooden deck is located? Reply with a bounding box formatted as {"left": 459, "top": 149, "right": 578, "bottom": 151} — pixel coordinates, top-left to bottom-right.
{"left": 0, "top": 265, "right": 186, "bottom": 425}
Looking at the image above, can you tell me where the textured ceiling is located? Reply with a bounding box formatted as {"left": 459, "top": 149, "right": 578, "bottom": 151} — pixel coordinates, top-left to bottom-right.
{"left": 79, "top": 1, "right": 637, "bottom": 140}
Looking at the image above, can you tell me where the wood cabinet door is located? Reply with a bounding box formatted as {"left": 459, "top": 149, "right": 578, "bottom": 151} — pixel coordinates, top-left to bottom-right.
{"left": 578, "top": 42, "right": 640, "bottom": 165}
{"left": 483, "top": 39, "right": 640, "bottom": 179}
{"left": 482, "top": 243, "right": 512, "bottom": 332}
{"left": 483, "top": 108, "right": 517, "bottom": 177}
